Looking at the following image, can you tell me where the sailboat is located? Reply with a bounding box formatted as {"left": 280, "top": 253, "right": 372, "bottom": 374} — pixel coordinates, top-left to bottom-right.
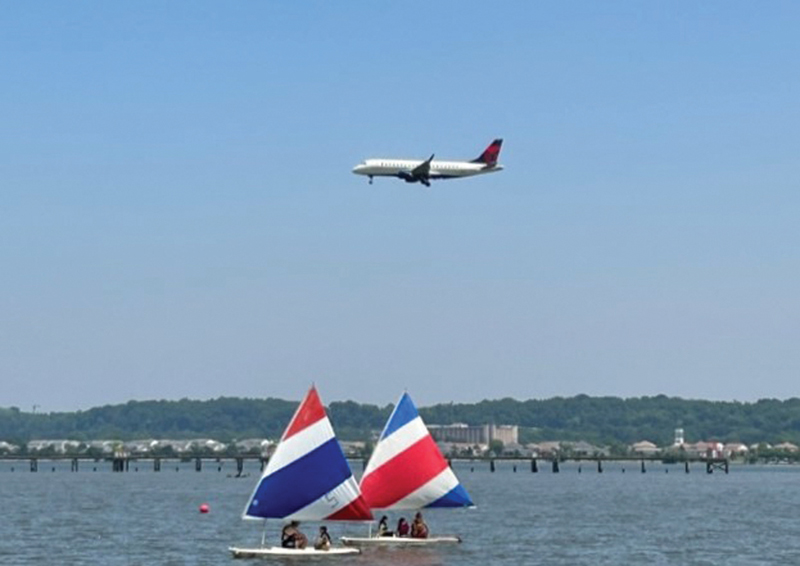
{"left": 341, "top": 392, "right": 473, "bottom": 547}
{"left": 230, "top": 386, "right": 373, "bottom": 558}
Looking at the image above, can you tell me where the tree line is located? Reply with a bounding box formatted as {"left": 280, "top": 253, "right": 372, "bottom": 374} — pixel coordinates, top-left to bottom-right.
{"left": 2, "top": 394, "right": 800, "bottom": 446}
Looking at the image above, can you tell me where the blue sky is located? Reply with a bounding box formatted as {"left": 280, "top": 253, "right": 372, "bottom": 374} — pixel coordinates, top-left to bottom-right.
{"left": 2, "top": 2, "right": 799, "bottom": 411}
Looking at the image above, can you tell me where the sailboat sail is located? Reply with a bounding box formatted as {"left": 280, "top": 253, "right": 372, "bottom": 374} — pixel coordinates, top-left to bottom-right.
{"left": 360, "top": 392, "right": 473, "bottom": 510}
{"left": 243, "top": 387, "right": 372, "bottom": 522}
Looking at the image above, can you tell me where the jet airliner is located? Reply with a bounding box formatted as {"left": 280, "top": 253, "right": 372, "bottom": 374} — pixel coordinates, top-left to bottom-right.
{"left": 352, "top": 139, "right": 503, "bottom": 187}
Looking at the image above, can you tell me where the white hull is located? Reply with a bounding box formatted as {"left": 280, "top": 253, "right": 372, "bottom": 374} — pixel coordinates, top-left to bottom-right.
{"left": 229, "top": 546, "right": 361, "bottom": 558}
{"left": 340, "top": 535, "right": 462, "bottom": 546}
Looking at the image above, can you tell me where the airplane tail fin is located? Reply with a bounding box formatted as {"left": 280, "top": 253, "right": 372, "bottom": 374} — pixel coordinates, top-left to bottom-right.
{"left": 471, "top": 138, "right": 503, "bottom": 165}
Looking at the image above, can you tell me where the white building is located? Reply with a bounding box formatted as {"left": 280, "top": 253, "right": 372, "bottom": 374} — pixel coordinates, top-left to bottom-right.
{"left": 427, "top": 423, "right": 518, "bottom": 445}
{"left": 234, "top": 438, "right": 275, "bottom": 455}
{"left": 773, "top": 442, "right": 799, "bottom": 452}
{"left": 528, "top": 441, "right": 562, "bottom": 457}
{"left": 182, "top": 439, "right": 227, "bottom": 453}
{"left": 0, "top": 441, "right": 19, "bottom": 453}
{"left": 630, "top": 440, "right": 660, "bottom": 455}
{"left": 682, "top": 441, "right": 724, "bottom": 459}
{"left": 723, "top": 443, "right": 749, "bottom": 457}
{"left": 26, "top": 440, "right": 82, "bottom": 453}
{"left": 86, "top": 440, "right": 120, "bottom": 454}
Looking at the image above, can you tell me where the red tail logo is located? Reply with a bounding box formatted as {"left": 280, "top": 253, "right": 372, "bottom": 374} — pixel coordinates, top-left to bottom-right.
{"left": 472, "top": 139, "right": 503, "bottom": 165}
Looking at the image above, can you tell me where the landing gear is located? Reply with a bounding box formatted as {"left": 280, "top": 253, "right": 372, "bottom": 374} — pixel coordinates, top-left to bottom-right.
{"left": 368, "top": 175, "right": 373, "bottom": 185}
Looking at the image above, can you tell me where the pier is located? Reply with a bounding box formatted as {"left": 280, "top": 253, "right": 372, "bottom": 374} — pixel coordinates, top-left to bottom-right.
{"left": 0, "top": 453, "right": 729, "bottom": 474}
{"left": 475, "top": 455, "right": 729, "bottom": 474}
{"left": 0, "top": 454, "right": 268, "bottom": 475}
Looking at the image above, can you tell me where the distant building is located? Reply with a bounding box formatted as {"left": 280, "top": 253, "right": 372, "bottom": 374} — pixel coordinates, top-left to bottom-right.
{"left": 566, "top": 441, "right": 607, "bottom": 456}
{"left": 234, "top": 439, "right": 275, "bottom": 455}
{"left": 87, "top": 440, "right": 120, "bottom": 454}
{"left": 631, "top": 440, "right": 660, "bottom": 455}
{"left": 674, "top": 428, "right": 685, "bottom": 446}
{"left": 723, "top": 443, "right": 749, "bottom": 457}
{"left": 339, "top": 441, "right": 366, "bottom": 458}
{"left": 0, "top": 441, "right": 19, "bottom": 454}
{"left": 435, "top": 441, "right": 486, "bottom": 458}
{"left": 524, "top": 440, "right": 608, "bottom": 458}
{"left": 27, "top": 440, "right": 82, "bottom": 453}
{"left": 501, "top": 442, "right": 530, "bottom": 456}
{"left": 427, "top": 423, "right": 518, "bottom": 445}
{"left": 145, "top": 438, "right": 228, "bottom": 453}
{"left": 121, "top": 440, "right": 153, "bottom": 453}
{"left": 683, "top": 441, "right": 724, "bottom": 459}
{"left": 530, "top": 441, "right": 562, "bottom": 457}
{"left": 183, "top": 439, "right": 227, "bottom": 453}
{"left": 773, "top": 442, "right": 799, "bottom": 453}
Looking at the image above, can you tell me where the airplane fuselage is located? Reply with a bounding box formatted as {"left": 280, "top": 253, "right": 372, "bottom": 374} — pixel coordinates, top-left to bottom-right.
{"left": 353, "top": 158, "right": 503, "bottom": 181}
{"left": 352, "top": 139, "right": 504, "bottom": 187}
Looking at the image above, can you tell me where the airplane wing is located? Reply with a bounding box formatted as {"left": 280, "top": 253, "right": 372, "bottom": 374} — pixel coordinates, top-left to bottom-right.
{"left": 411, "top": 154, "right": 434, "bottom": 178}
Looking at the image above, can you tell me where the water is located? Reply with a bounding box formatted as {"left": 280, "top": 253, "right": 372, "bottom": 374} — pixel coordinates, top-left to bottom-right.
{"left": 2, "top": 459, "right": 800, "bottom": 565}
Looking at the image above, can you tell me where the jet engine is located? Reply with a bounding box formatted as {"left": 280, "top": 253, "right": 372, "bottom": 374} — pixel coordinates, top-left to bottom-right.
{"left": 397, "top": 171, "right": 417, "bottom": 183}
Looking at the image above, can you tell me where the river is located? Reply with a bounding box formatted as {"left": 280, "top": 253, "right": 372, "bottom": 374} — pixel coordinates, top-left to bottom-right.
{"left": 1, "top": 460, "right": 798, "bottom": 565}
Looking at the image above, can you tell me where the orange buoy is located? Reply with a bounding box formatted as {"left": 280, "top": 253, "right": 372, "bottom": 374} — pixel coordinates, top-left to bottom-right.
{"left": 199, "top": 503, "right": 210, "bottom": 514}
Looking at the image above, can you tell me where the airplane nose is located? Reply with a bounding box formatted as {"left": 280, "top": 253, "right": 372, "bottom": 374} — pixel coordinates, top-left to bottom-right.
{"left": 352, "top": 164, "right": 364, "bottom": 174}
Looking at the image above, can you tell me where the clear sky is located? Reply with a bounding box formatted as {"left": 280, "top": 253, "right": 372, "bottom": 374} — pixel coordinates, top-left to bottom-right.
{"left": 2, "top": 2, "right": 799, "bottom": 411}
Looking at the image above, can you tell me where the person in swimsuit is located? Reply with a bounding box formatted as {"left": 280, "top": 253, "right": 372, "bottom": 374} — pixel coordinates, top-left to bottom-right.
{"left": 410, "top": 512, "right": 429, "bottom": 539}
{"left": 281, "top": 521, "right": 308, "bottom": 549}
{"left": 396, "top": 517, "right": 410, "bottom": 537}
{"left": 377, "top": 515, "right": 392, "bottom": 537}
{"left": 314, "top": 525, "right": 332, "bottom": 550}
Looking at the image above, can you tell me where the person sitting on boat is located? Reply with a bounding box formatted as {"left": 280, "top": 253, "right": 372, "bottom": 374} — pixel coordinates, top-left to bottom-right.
{"left": 314, "top": 526, "right": 332, "bottom": 550}
{"left": 281, "top": 521, "right": 307, "bottom": 549}
{"left": 396, "top": 517, "right": 410, "bottom": 537}
{"left": 410, "top": 512, "right": 429, "bottom": 539}
{"left": 377, "top": 515, "right": 393, "bottom": 537}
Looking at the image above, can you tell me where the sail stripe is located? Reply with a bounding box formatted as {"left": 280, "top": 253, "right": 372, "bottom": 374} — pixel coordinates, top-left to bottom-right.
{"left": 391, "top": 467, "right": 473, "bottom": 509}
{"left": 283, "top": 387, "right": 326, "bottom": 440}
{"left": 363, "top": 416, "right": 428, "bottom": 477}
{"left": 428, "top": 483, "right": 473, "bottom": 508}
{"left": 379, "top": 392, "right": 419, "bottom": 440}
{"left": 262, "top": 417, "right": 333, "bottom": 476}
{"left": 327, "top": 494, "right": 373, "bottom": 521}
{"left": 287, "top": 475, "right": 367, "bottom": 522}
{"left": 245, "top": 437, "right": 352, "bottom": 519}
{"left": 360, "top": 435, "right": 448, "bottom": 509}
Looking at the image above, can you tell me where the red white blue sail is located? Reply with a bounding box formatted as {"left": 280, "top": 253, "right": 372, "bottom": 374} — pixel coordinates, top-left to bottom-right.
{"left": 243, "top": 387, "right": 372, "bottom": 522}
{"left": 360, "top": 392, "right": 473, "bottom": 510}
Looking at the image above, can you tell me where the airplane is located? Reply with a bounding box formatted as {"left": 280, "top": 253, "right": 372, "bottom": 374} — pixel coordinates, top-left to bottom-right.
{"left": 352, "top": 139, "right": 503, "bottom": 187}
